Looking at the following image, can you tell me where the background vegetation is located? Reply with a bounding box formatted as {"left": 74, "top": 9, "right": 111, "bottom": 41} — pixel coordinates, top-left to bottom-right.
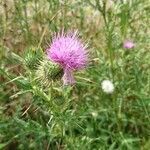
{"left": 0, "top": 0, "right": 150, "bottom": 149}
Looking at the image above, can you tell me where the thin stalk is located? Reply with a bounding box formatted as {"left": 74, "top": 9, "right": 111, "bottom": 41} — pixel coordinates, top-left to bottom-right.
{"left": 97, "top": 0, "right": 114, "bottom": 79}
{"left": 23, "top": 1, "right": 30, "bottom": 43}
{"left": 3, "top": 0, "right": 8, "bottom": 37}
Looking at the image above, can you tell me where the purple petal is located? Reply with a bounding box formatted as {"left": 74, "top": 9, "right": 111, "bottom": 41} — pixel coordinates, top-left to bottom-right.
{"left": 62, "top": 68, "right": 75, "bottom": 85}
{"left": 123, "top": 40, "right": 135, "bottom": 49}
{"left": 47, "top": 31, "right": 88, "bottom": 70}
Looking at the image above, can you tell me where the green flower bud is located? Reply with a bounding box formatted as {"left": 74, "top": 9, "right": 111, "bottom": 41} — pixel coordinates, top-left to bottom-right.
{"left": 24, "top": 47, "right": 43, "bottom": 70}
{"left": 36, "top": 59, "right": 63, "bottom": 87}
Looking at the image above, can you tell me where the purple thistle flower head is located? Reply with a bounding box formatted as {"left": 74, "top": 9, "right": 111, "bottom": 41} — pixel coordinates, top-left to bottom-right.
{"left": 123, "top": 40, "right": 135, "bottom": 49}
{"left": 47, "top": 30, "right": 88, "bottom": 85}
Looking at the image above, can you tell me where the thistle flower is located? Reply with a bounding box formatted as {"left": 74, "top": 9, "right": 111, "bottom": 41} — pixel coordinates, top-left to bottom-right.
{"left": 47, "top": 31, "right": 88, "bottom": 85}
{"left": 101, "top": 80, "right": 114, "bottom": 94}
{"left": 123, "top": 40, "right": 135, "bottom": 49}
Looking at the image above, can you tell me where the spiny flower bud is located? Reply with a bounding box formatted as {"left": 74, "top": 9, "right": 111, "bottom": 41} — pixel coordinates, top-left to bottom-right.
{"left": 36, "top": 59, "right": 63, "bottom": 87}
{"left": 24, "top": 47, "right": 43, "bottom": 70}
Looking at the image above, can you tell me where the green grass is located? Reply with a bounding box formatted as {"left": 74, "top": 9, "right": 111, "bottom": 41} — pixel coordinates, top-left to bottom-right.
{"left": 0, "top": 0, "right": 150, "bottom": 149}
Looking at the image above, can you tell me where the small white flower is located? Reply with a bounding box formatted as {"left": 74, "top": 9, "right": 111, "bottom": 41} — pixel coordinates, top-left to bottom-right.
{"left": 91, "top": 111, "right": 98, "bottom": 118}
{"left": 101, "top": 80, "right": 114, "bottom": 94}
